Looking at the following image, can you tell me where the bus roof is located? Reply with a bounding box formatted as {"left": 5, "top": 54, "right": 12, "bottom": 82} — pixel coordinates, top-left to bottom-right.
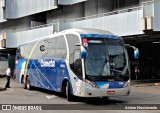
{"left": 18, "top": 28, "right": 121, "bottom": 47}
{"left": 62, "top": 28, "right": 113, "bottom": 35}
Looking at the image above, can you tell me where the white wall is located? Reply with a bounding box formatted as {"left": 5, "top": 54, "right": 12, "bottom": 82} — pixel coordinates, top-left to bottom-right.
{"left": 6, "top": 25, "right": 53, "bottom": 48}
{"left": 59, "top": 9, "right": 143, "bottom": 36}
{"left": 153, "top": 0, "right": 160, "bottom": 31}
{"left": 6, "top": 0, "right": 57, "bottom": 19}
{"left": 0, "top": 16, "right": 33, "bottom": 32}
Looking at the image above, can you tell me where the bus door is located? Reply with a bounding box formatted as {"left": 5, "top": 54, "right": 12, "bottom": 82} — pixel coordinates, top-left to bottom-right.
{"left": 73, "top": 50, "right": 82, "bottom": 79}
{"left": 66, "top": 34, "right": 84, "bottom": 93}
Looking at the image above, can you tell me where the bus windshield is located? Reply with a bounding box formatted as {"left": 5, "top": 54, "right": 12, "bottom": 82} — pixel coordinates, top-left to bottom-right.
{"left": 84, "top": 38, "right": 128, "bottom": 79}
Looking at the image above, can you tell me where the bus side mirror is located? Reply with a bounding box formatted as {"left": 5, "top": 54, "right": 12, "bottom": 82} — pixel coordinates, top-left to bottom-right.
{"left": 81, "top": 46, "right": 87, "bottom": 59}
{"left": 125, "top": 44, "right": 139, "bottom": 59}
{"left": 134, "top": 48, "right": 139, "bottom": 59}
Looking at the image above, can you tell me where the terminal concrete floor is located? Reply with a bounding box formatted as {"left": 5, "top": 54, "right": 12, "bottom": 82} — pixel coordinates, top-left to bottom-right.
{"left": 0, "top": 77, "right": 159, "bottom": 113}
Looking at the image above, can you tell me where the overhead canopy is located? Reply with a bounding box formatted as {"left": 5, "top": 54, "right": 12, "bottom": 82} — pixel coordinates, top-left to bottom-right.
{"left": 58, "top": 0, "right": 87, "bottom": 5}
{"left": 0, "top": 48, "right": 16, "bottom": 55}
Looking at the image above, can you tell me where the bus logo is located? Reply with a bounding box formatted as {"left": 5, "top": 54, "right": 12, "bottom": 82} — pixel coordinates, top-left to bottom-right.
{"left": 40, "top": 45, "right": 45, "bottom": 51}
{"left": 40, "top": 59, "right": 55, "bottom": 67}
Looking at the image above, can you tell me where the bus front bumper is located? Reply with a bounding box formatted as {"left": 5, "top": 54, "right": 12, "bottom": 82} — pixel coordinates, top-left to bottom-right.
{"left": 73, "top": 85, "right": 130, "bottom": 97}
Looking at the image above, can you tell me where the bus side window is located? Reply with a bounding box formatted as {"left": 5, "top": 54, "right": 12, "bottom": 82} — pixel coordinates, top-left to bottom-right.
{"left": 73, "top": 50, "right": 82, "bottom": 78}
{"left": 17, "top": 47, "right": 23, "bottom": 59}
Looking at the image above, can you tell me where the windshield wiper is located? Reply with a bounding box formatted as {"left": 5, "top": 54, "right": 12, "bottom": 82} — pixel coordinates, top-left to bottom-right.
{"left": 88, "top": 57, "right": 106, "bottom": 60}
{"left": 110, "top": 69, "right": 122, "bottom": 74}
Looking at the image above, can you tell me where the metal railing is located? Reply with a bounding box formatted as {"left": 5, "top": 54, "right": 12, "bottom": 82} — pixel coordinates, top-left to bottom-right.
{"left": 14, "top": 23, "right": 54, "bottom": 32}
{"left": 3, "top": 6, "right": 142, "bottom": 34}
{"left": 59, "top": 6, "right": 142, "bottom": 22}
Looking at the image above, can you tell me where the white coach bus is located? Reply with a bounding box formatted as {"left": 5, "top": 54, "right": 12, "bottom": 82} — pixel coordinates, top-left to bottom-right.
{"left": 16, "top": 28, "right": 139, "bottom": 101}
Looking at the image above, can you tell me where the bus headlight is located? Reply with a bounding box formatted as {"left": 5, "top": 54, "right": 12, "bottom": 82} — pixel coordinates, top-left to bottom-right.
{"left": 85, "top": 79, "right": 97, "bottom": 88}
{"left": 123, "top": 79, "right": 130, "bottom": 88}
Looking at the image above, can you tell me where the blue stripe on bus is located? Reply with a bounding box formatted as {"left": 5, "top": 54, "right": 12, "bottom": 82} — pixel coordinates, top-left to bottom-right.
{"left": 95, "top": 81, "right": 125, "bottom": 89}
{"left": 80, "top": 34, "right": 122, "bottom": 39}
{"left": 16, "top": 58, "right": 73, "bottom": 94}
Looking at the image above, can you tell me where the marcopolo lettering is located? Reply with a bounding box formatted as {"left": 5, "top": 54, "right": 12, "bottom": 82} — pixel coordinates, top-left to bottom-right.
{"left": 40, "top": 59, "right": 55, "bottom": 67}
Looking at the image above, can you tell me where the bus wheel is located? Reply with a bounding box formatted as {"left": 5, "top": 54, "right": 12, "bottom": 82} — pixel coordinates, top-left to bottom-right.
{"left": 66, "top": 82, "right": 72, "bottom": 101}
{"left": 26, "top": 77, "right": 32, "bottom": 90}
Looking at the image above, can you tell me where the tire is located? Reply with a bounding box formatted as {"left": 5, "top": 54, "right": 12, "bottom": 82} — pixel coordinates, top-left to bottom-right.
{"left": 66, "top": 82, "right": 72, "bottom": 101}
{"left": 103, "top": 96, "right": 109, "bottom": 100}
{"left": 26, "top": 77, "right": 32, "bottom": 90}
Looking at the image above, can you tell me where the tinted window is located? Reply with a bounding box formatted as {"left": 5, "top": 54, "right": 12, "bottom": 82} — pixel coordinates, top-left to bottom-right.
{"left": 18, "top": 46, "right": 25, "bottom": 59}
{"left": 46, "top": 36, "right": 67, "bottom": 59}
{"left": 35, "top": 40, "right": 46, "bottom": 59}
{"left": 66, "top": 34, "right": 82, "bottom": 78}
{"left": 66, "top": 34, "right": 80, "bottom": 65}
{"left": 24, "top": 43, "right": 35, "bottom": 59}
{"left": 17, "top": 42, "right": 37, "bottom": 59}
{"left": 85, "top": 38, "right": 128, "bottom": 77}
{"left": 73, "top": 50, "right": 82, "bottom": 78}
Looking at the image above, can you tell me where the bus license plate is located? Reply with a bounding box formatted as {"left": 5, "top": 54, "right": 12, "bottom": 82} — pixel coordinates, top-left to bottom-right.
{"left": 107, "top": 91, "right": 115, "bottom": 95}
